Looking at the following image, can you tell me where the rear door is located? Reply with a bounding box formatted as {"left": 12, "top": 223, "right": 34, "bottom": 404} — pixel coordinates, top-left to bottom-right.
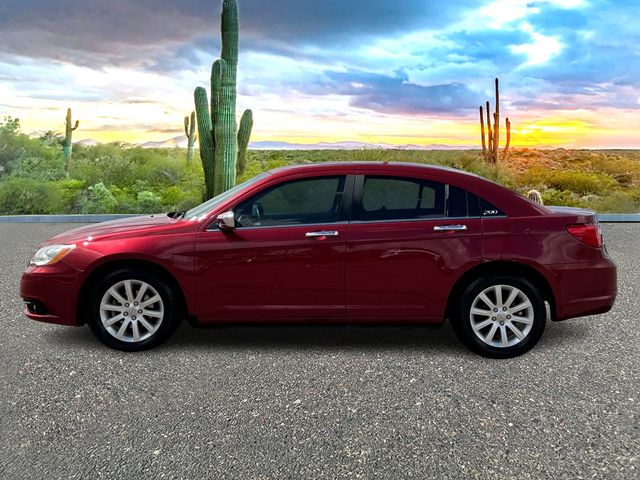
{"left": 346, "top": 174, "right": 483, "bottom": 319}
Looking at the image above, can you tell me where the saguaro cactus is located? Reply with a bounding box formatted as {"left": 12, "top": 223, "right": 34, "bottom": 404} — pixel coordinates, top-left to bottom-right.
{"left": 63, "top": 108, "right": 79, "bottom": 165}
{"left": 184, "top": 112, "right": 197, "bottom": 164}
{"left": 479, "top": 78, "right": 511, "bottom": 164}
{"left": 194, "top": 0, "right": 253, "bottom": 199}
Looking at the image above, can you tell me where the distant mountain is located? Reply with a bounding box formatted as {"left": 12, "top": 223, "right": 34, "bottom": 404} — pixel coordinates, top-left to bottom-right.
{"left": 140, "top": 136, "right": 188, "bottom": 149}
{"left": 47, "top": 135, "right": 477, "bottom": 150}
{"left": 249, "top": 140, "right": 476, "bottom": 150}
{"left": 76, "top": 138, "right": 99, "bottom": 146}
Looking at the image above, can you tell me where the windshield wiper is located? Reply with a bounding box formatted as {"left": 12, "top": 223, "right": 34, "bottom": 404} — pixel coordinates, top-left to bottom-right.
{"left": 167, "top": 210, "right": 187, "bottom": 219}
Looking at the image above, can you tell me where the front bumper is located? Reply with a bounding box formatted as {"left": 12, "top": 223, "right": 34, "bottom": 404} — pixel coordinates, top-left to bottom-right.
{"left": 20, "top": 261, "right": 83, "bottom": 326}
{"left": 551, "top": 257, "right": 617, "bottom": 321}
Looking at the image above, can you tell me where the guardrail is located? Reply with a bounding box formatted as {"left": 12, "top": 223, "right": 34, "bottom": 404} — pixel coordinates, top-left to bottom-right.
{"left": 1, "top": 214, "right": 639, "bottom": 223}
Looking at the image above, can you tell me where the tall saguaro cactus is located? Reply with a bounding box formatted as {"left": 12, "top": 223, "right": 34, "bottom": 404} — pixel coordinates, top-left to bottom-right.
{"left": 194, "top": 0, "right": 253, "bottom": 199}
{"left": 63, "top": 108, "right": 79, "bottom": 165}
{"left": 479, "top": 78, "right": 511, "bottom": 164}
{"left": 184, "top": 112, "right": 197, "bottom": 164}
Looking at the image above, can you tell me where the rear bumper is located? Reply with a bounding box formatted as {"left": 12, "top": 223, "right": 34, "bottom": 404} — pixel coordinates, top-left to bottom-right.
{"left": 550, "top": 257, "right": 617, "bottom": 321}
{"left": 20, "top": 261, "right": 82, "bottom": 326}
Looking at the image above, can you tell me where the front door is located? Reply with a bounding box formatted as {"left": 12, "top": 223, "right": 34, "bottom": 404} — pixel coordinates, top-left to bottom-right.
{"left": 195, "top": 175, "right": 352, "bottom": 321}
{"left": 346, "top": 175, "right": 483, "bottom": 319}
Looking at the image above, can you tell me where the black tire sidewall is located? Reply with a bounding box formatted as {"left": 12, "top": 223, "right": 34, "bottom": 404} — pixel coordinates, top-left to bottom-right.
{"left": 87, "top": 269, "right": 177, "bottom": 351}
{"left": 452, "top": 274, "right": 546, "bottom": 359}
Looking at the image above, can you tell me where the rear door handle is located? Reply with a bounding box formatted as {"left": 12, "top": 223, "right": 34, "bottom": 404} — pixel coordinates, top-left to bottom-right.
{"left": 305, "top": 230, "right": 339, "bottom": 238}
{"left": 433, "top": 224, "right": 468, "bottom": 232}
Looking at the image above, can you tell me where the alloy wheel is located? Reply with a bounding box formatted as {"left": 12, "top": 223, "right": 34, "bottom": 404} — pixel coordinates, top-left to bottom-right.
{"left": 469, "top": 284, "right": 535, "bottom": 348}
{"left": 99, "top": 279, "right": 165, "bottom": 343}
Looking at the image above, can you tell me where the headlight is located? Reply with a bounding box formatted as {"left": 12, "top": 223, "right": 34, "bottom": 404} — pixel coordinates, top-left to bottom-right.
{"left": 30, "top": 244, "right": 76, "bottom": 266}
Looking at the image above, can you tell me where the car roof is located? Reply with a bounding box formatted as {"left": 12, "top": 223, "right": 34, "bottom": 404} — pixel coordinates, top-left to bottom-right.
{"left": 267, "top": 161, "right": 480, "bottom": 179}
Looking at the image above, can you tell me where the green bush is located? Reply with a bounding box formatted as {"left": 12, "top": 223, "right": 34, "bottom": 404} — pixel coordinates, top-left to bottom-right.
{"left": 10, "top": 154, "right": 66, "bottom": 181}
{"left": 57, "top": 179, "right": 86, "bottom": 213}
{"left": 593, "top": 191, "right": 640, "bottom": 213}
{"left": 540, "top": 188, "right": 585, "bottom": 208}
{"left": 520, "top": 168, "right": 616, "bottom": 195}
{"left": 80, "top": 182, "right": 118, "bottom": 214}
{"left": 136, "top": 191, "right": 162, "bottom": 213}
{"left": 0, "top": 177, "right": 63, "bottom": 214}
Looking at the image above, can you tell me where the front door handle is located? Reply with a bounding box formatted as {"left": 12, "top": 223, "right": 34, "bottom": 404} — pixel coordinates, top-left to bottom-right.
{"left": 433, "top": 224, "right": 468, "bottom": 232}
{"left": 305, "top": 230, "right": 339, "bottom": 238}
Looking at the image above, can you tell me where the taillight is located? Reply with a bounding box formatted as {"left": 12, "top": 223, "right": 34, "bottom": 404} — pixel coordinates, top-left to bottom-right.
{"left": 566, "top": 223, "right": 602, "bottom": 248}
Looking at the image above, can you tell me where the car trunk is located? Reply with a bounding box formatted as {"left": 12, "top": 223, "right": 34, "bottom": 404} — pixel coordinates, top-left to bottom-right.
{"left": 545, "top": 205, "right": 599, "bottom": 224}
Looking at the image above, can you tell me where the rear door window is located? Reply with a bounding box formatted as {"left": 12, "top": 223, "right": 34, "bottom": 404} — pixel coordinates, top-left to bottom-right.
{"left": 447, "top": 185, "right": 468, "bottom": 218}
{"left": 358, "top": 176, "right": 446, "bottom": 221}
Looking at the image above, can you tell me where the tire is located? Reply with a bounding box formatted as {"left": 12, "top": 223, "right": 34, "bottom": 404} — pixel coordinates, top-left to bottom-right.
{"left": 87, "top": 268, "right": 180, "bottom": 351}
{"left": 451, "top": 274, "right": 546, "bottom": 359}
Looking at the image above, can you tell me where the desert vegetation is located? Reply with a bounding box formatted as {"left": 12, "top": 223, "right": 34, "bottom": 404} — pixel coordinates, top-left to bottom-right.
{"left": 1, "top": 116, "right": 638, "bottom": 215}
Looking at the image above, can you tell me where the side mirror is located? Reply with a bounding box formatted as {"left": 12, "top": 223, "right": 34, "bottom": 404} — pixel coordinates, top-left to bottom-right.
{"left": 215, "top": 211, "right": 236, "bottom": 231}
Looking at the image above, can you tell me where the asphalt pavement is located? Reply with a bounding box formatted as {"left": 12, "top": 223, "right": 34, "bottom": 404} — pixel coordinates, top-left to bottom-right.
{"left": 0, "top": 223, "right": 638, "bottom": 479}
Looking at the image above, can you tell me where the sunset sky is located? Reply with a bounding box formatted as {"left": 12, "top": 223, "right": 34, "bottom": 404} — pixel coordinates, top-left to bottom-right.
{"left": 0, "top": 0, "right": 639, "bottom": 148}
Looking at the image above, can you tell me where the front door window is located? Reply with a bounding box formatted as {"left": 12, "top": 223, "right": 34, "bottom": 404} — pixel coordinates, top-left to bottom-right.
{"left": 235, "top": 176, "right": 346, "bottom": 227}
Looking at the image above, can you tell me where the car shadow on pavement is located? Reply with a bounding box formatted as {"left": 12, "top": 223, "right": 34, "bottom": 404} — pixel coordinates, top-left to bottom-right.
{"left": 43, "top": 318, "right": 591, "bottom": 353}
{"left": 167, "top": 321, "right": 467, "bottom": 353}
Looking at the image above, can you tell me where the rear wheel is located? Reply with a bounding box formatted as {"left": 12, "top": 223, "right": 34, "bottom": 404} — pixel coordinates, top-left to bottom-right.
{"left": 451, "top": 275, "right": 546, "bottom": 358}
{"left": 87, "top": 269, "right": 179, "bottom": 351}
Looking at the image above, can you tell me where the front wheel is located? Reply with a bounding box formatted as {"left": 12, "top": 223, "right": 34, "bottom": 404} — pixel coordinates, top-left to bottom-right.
{"left": 451, "top": 275, "right": 546, "bottom": 358}
{"left": 87, "top": 269, "right": 179, "bottom": 351}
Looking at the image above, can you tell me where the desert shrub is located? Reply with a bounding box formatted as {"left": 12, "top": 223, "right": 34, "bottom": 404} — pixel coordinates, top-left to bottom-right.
{"left": 136, "top": 191, "right": 162, "bottom": 213}
{"left": 10, "top": 154, "right": 66, "bottom": 181}
{"left": 540, "top": 188, "right": 586, "bottom": 208}
{"left": 80, "top": 182, "right": 118, "bottom": 214}
{"left": 520, "top": 168, "right": 616, "bottom": 195}
{"left": 587, "top": 155, "right": 640, "bottom": 189}
{"left": 0, "top": 177, "right": 63, "bottom": 214}
{"left": 104, "top": 185, "right": 135, "bottom": 213}
{"left": 70, "top": 145, "right": 135, "bottom": 187}
{"left": 57, "top": 179, "right": 86, "bottom": 213}
{"left": 237, "top": 151, "right": 289, "bottom": 183}
{"left": 160, "top": 185, "right": 186, "bottom": 207}
{"left": 594, "top": 191, "right": 640, "bottom": 213}
{"left": 0, "top": 117, "right": 67, "bottom": 179}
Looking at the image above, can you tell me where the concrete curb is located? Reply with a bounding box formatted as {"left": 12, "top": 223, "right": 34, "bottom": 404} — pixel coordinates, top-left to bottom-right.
{"left": 1, "top": 213, "right": 639, "bottom": 223}
{"left": 598, "top": 214, "right": 640, "bottom": 223}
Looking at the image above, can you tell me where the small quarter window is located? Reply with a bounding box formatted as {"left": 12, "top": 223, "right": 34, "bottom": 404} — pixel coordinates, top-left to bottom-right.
{"left": 468, "top": 193, "right": 505, "bottom": 217}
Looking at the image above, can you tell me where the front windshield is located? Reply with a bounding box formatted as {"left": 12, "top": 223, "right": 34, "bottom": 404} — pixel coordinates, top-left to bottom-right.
{"left": 183, "top": 172, "right": 271, "bottom": 221}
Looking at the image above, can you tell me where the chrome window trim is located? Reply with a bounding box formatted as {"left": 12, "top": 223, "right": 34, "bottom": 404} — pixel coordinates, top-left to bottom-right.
{"left": 206, "top": 220, "right": 349, "bottom": 232}
{"left": 348, "top": 215, "right": 506, "bottom": 225}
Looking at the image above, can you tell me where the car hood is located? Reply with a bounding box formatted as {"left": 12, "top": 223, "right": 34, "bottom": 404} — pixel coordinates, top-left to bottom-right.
{"left": 44, "top": 215, "right": 191, "bottom": 245}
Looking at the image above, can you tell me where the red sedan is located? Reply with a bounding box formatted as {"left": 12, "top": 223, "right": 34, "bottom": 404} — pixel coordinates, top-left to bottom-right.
{"left": 20, "top": 162, "right": 617, "bottom": 357}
